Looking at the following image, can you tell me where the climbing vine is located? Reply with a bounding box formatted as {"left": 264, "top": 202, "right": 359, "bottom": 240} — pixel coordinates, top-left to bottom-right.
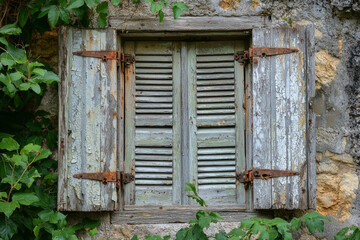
{"left": 0, "top": 0, "right": 188, "bottom": 239}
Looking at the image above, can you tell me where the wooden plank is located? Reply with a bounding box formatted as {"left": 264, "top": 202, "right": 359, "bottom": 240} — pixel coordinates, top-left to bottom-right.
{"left": 271, "top": 27, "right": 290, "bottom": 209}
{"left": 57, "top": 28, "right": 118, "bottom": 211}
{"left": 234, "top": 40, "right": 246, "bottom": 206}
{"left": 172, "top": 42, "right": 182, "bottom": 205}
{"left": 124, "top": 41, "right": 136, "bottom": 205}
{"left": 187, "top": 42, "right": 198, "bottom": 204}
{"left": 99, "top": 29, "right": 118, "bottom": 210}
{"left": 57, "top": 26, "right": 71, "bottom": 211}
{"left": 109, "top": 16, "right": 271, "bottom": 32}
{"left": 306, "top": 24, "right": 316, "bottom": 209}
{"left": 180, "top": 42, "right": 190, "bottom": 204}
{"left": 252, "top": 28, "right": 272, "bottom": 209}
{"left": 111, "top": 209, "right": 272, "bottom": 224}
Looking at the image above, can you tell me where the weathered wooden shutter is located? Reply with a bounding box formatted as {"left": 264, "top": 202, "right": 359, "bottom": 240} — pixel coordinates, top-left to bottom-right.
{"left": 58, "top": 28, "right": 118, "bottom": 211}
{"left": 124, "top": 41, "right": 182, "bottom": 206}
{"left": 251, "top": 25, "right": 315, "bottom": 209}
{"left": 187, "top": 41, "right": 246, "bottom": 206}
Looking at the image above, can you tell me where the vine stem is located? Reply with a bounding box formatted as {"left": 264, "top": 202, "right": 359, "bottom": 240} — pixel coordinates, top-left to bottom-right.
{"left": 7, "top": 151, "right": 40, "bottom": 202}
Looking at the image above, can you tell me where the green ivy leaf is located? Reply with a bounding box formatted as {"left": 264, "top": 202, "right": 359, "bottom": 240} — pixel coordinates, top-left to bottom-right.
{"left": 0, "top": 24, "right": 22, "bottom": 35}
{"left": 0, "top": 217, "right": 18, "bottom": 240}
{"left": 87, "top": 228, "right": 98, "bottom": 237}
{"left": 20, "top": 168, "right": 41, "bottom": 188}
{"left": 35, "top": 70, "right": 60, "bottom": 83}
{"left": 305, "top": 219, "right": 324, "bottom": 234}
{"left": 49, "top": 211, "right": 66, "bottom": 225}
{"left": 0, "top": 53, "right": 16, "bottom": 67}
{"left": 96, "top": 2, "right": 109, "bottom": 14}
{"left": 19, "top": 83, "right": 31, "bottom": 91}
{"left": 290, "top": 217, "right": 301, "bottom": 230}
{"left": 59, "top": 7, "right": 70, "bottom": 24}
{"left": 68, "top": 0, "right": 85, "bottom": 9}
{"left": 97, "top": 13, "right": 108, "bottom": 28}
{"left": 85, "top": 0, "right": 96, "bottom": 8}
{"left": 0, "top": 137, "right": 20, "bottom": 151}
{"left": 0, "top": 36, "right": 8, "bottom": 46}
{"left": 111, "top": 0, "right": 122, "bottom": 6}
{"left": 30, "top": 83, "right": 41, "bottom": 94}
{"left": 12, "top": 193, "right": 39, "bottom": 206}
{"left": 35, "top": 149, "right": 52, "bottom": 161}
{"left": 48, "top": 6, "right": 60, "bottom": 28}
{"left": 11, "top": 154, "right": 27, "bottom": 168}
{"left": 131, "top": 235, "right": 140, "bottom": 240}
{"left": 0, "top": 192, "right": 7, "bottom": 199}
{"left": 215, "top": 231, "right": 227, "bottom": 240}
{"left": 159, "top": 10, "right": 164, "bottom": 22}
{"left": 6, "top": 44, "right": 27, "bottom": 64}
{"left": 198, "top": 216, "right": 211, "bottom": 229}
{"left": 0, "top": 73, "right": 17, "bottom": 97}
{"left": 18, "top": 7, "right": 29, "bottom": 28}
{"left": 0, "top": 201, "right": 20, "bottom": 218}
{"left": 172, "top": 6, "right": 182, "bottom": 19}
{"left": 32, "top": 68, "right": 46, "bottom": 76}
{"left": 20, "top": 143, "right": 41, "bottom": 155}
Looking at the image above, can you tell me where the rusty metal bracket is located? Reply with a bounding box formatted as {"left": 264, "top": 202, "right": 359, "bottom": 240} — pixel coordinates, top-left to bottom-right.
{"left": 237, "top": 168, "right": 300, "bottom": 189}
{"left": 74, "top": 170, "right": 134, "bottom": 185}
{"left": 73, "top": 50, "right": 135, "bottom": 66}
{"left": 234, "top": 47, "right": 299, "bottom": 64}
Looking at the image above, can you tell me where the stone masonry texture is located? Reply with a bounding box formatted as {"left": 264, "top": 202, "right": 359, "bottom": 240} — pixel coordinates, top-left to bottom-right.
{"left": 34, "top": 0, "right": 360, "bottom": 239}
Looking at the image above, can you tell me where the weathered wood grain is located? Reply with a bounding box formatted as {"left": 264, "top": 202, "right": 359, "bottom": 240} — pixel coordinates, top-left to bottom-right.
{"left": 57, "top": 28, "right": 118, "bottom": 211}
{"left": 252, "top": 26, "right": 315, "bottom": 209}
{"left": 109, "top": 16, "right": 271, "bottom": 32}
{"left": 111, "top": 208, "right": 272, "bottom": 224}
{"left": 306, "top": 24, "right": 316, "bottom": 209}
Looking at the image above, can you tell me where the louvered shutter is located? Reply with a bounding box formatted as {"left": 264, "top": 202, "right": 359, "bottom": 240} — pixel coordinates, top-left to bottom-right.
{"left": 124, "top": 41, "right": 182, "bottom": 205}
{"left": 58, "top": 28, "right": 118, "bottom": 211}
{"left": 187, "top": 41, "right": 246, "bottom": 206}
{"left": 252, "top": 25, "right": 316, "bottom": 209}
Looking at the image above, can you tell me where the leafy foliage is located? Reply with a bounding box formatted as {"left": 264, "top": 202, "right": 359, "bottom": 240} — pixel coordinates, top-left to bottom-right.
{"left": 335, "top": 225, "right": 360, "bottom": 240}
{"left": 131, "top": 183, "right": 332, "bottom": 240}
{"left": 0, "top": 0, "right": 189, "bottom": 239}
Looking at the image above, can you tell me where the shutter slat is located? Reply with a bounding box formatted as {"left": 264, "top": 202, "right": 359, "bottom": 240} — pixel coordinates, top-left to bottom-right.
{"left": 136, "top": 55, "right": 172, "bottom": 62}
{"left": 197, "top": 73, "right": 235, "bottom": 80}
{"left": 197, "top": 68, "right": 234, "bottom": 74}
{"left": 136, "top": 74, "right": 172, "bottom": 80}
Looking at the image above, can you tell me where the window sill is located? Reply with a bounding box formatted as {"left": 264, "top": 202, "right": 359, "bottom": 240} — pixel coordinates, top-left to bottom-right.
{"left": 111, "top": 205, "right": 273, "bottom": 224}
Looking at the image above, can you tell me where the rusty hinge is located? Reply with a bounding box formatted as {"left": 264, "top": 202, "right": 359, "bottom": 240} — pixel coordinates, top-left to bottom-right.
{"left": 74, "top": 170, "right": 134, "bottom": 185}
{"left": 73, "top": 50, "right": 135, "bottom": 66}
{"left": 237, "top": 168, "right": 300, "bottom": 189}
{"left": 234, "top": 47, "right": 299, "bottom": 64}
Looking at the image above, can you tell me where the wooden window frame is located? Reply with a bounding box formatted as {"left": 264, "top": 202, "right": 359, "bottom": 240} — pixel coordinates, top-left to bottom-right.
{"left": 112, "top": 16, "right": 273, "bottom": 224}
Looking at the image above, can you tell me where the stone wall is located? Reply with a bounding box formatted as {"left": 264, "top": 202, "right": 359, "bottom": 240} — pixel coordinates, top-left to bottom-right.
{"left": 34, "top": 0, "right": 360, "bottom": 238}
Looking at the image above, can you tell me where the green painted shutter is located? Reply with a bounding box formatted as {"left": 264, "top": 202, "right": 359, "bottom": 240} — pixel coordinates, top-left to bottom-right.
{"left": 187, "top": 41, "right": 246, "bottom": 206}
{"left": 251, "top": 25, "right": 316, "bottom": 209}
{"left": 124, "top": 41, "right": 182, "bottom": 206}
{"left": 58, "top": 28, "right": 118, "bottom": 211}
